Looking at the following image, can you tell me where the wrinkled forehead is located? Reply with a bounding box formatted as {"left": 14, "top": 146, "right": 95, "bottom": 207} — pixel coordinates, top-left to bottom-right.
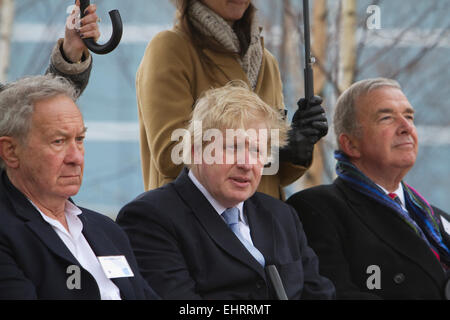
{"left": 30, "top": 95, "right": 84, "bottom": 132}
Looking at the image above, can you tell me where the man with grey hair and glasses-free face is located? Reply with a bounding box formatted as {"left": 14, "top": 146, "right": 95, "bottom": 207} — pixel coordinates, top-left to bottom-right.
{"left": 0, "top": 75, "right": 158, "bottom": 300}
{"left": 287, "top": 78, "right": 450, "bottom": 299}
{"left": 116, "top": 81, "right": 335, "bottom": 300}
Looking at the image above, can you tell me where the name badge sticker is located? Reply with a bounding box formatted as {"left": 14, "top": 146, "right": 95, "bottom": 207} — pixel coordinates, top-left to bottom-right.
{"left": 98, "top": 255, "right": 134, "bottom": 279}
{"left": 440, "top": 215, "right": 450, "bottom": 236}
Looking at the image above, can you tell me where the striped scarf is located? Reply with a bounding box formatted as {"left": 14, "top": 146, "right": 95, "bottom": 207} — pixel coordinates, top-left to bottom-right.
{"left": 335, "top": 150, "right": 450, "bottom": 267}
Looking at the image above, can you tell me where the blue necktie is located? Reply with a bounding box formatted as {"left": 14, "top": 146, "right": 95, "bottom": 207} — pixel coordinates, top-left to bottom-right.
{"left": 222, "top": 207, "right": 265, "bottom": 267}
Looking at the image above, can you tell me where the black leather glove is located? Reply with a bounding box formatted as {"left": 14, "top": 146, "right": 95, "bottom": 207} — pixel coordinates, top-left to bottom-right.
{"left": 279, "top": 96, "right": 328, "bottom": 166}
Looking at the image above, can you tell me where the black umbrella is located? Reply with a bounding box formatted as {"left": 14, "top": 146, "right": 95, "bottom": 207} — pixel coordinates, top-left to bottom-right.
{"left": 79, "top": 0, "right": 123, "bottom": 54}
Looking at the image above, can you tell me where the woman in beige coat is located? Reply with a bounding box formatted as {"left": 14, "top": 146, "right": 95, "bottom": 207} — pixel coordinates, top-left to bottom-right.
{"left": 136, "top": 0, "right": 327, "bottom": 199}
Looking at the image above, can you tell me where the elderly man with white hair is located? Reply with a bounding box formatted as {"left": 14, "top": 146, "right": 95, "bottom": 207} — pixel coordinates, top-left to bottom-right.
{"left": 287, "top": 78, "right": 450, "bottom": 300}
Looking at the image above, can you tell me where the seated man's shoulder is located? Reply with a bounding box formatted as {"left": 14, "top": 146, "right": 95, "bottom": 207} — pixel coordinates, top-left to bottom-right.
{"left": 294, "top": 182, "right": 336, "bottom": 197}
{"left": 285, "top": 183, "right": 349, "bottom": 223}
{"left": 252, "top": 191, "right": 291, "bottom": 209}
{"left": 132, "top": 183, "right": 181, "bottom": 207}
{"left": 287, "top": 183, "right": 340, "bottom": 207}
{"left": 117, "top": 182, "right": 185, "bottom": 220}
{"left": 78, "top": 206, "right": 134, "bottom": 246}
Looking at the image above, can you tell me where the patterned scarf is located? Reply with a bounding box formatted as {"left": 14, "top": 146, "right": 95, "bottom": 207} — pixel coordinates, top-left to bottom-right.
{"left": 334, "top": 150, "right": 450, "bottom": 266}
{"left": 188, "top": 0, "right": 263, "bottom": 90}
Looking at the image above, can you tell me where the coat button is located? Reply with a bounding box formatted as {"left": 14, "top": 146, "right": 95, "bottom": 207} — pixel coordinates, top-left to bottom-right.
{"left": 256, "top": 280, "right": 264, "bottom": 289}
{"left": 393, "top": 273, "right": 405, "bottom": 284}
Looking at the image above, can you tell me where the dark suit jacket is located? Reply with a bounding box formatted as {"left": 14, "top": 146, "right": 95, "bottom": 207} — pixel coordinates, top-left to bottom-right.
{"left": 0, "top": 171, "right": 159, "bottom": 300}
{"left": 287, "top": 177, "right": 450, "bottom": 299}
{"left": 116, "top": 168, "right": 335, "bottom": 300}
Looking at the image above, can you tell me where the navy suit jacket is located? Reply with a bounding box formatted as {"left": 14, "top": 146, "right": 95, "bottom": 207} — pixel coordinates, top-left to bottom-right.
{"left": 0, "top": 170, "right": 159, "bottom": 300}
{"left": 287, "top": 177, "right": 450, "bottom": 299}
{"left": 116, "top": 168, "right": 335, "bottom": 300}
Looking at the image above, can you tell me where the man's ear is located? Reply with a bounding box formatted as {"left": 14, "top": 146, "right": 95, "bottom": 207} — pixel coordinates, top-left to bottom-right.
{"left": 338, "top": 133, "right": 361, "bottom": 159}
{"left": 0, "top": 136, "right": 20, "bottom": 169}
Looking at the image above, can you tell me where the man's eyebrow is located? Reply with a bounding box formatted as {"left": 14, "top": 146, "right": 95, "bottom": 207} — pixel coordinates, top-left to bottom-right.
{"left": 375, "top": 107, "right": 415, "bottom": 114}
{"left": 52, "top": 127, "right": 87, "bottom": 137}
{"left": 374, "top": 108, "right": 390, "bottom": 116}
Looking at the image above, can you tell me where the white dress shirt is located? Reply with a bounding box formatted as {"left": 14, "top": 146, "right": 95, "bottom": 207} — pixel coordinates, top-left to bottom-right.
{"left": 29, "top": 199, "right": 121, "bottom": 300}
{"left": 188, "top": 170, "right": 254, "bottom": 245}
{"left": 378, "top": 183, "right": 407, "bottom": 211}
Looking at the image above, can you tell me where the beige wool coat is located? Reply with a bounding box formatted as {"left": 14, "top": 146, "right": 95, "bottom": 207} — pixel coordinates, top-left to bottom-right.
{"left": 136, "top": 27, "right": 307, "bottom": 199}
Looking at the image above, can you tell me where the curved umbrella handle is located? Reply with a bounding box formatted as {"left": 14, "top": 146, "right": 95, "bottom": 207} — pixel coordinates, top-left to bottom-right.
{"left": 78, "top": 0, "right": 123, "bottom": 54}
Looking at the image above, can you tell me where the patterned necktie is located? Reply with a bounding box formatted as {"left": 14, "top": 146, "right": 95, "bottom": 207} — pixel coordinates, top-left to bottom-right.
{"left": 222, "top": 207, "right": 265, "bottom": 267}
{"left": 388, "top": 193, "right": 403, "bottom": 206}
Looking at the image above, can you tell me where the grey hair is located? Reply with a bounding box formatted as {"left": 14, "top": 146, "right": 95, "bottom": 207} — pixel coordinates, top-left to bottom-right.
{"left": 333, "top": 77, "right": 401, "bottom": 149}
{"left": 0, "top": 74, "right": 78, "bottom": 169}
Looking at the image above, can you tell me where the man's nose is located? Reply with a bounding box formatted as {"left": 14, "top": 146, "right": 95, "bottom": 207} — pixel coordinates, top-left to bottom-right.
{"left": 397, "top": 115, "right": 415, "bottom": 135}
{"left": 235, "top": 147, "right": 254, "bottom": 170}
{"left": 65, "top": 140, "right": 84, "bottom": 165}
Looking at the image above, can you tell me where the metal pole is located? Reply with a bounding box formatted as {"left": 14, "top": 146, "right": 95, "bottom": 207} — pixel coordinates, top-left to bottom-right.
{"left": 302, "top": 0, "right": 315, "bottom": 103}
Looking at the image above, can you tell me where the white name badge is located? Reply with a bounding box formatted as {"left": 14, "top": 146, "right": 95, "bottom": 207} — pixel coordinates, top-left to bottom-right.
{"left": 98, "top": 255, "right": 134, "bottom": 279}
{"left": 441, "top": 215, "right": 450, "bottom": 236}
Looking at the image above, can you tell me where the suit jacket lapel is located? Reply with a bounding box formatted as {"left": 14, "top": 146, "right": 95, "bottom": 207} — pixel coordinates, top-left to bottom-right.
{"left": 245, "top": 197, "right": 275, "bottom": 265}
{"left": 336, "top": 178, "right": 446, "bottom": 285}
{"left": 174, "top": 168, "right": 265, "bottom": 276}
{"left": 80, "top": 213, "right": 136, "bottom": 299}
{"left": 1, "top": 172, "right": 79, "bottom": 265}
{"left": 26, "top": 219, "right": 79, "bottom": 266}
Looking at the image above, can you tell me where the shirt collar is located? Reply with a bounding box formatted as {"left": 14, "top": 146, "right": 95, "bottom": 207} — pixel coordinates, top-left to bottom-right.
{"left": 28, "top": 199, "right": 83, "bottom": 236}
{"left": 188, "top": 169, "right": 245, "bottom": 219}
{"left": 378, "top": 183, "right": 405, "bottom": 206}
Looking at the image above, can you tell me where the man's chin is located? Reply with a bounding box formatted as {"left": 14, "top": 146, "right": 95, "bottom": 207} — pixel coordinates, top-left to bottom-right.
{"left": 227, "top": 189, "right": 256, "bottom": 205}
{"left": 398, "top": 153, "right": 417, "bottom": 166}
{"left": 59, "top": 185, "right": 82, "bottom": 198}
